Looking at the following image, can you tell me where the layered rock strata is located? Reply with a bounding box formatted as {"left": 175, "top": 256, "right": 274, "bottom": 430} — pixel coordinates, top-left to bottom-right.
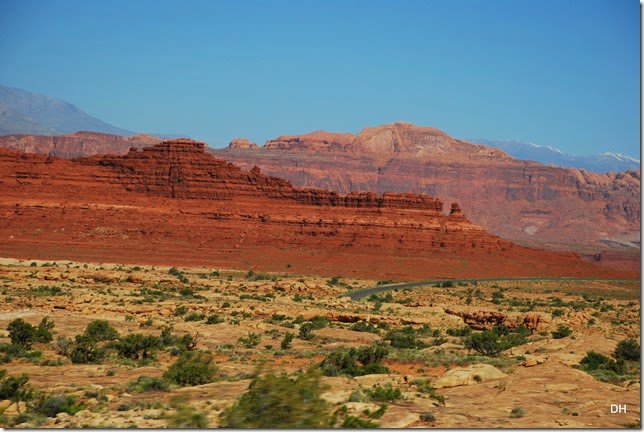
{"left": 216, "top": 122, "right": 640, "bottom": 254}
{"left": 0, "top": 140, "right": 633, "bottom": 280}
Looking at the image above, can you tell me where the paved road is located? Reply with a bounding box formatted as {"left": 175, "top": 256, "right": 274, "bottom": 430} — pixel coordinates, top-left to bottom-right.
{"left": 340, "top": 277, "right": 640, "bottom": 301}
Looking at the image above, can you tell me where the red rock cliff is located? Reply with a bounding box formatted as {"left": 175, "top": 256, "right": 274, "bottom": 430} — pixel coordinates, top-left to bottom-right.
{"left": 1, "top": 140, "right": 632, "bottom": 280}
{"left": 217, "top": 122, "right": 640, "bottom": 253}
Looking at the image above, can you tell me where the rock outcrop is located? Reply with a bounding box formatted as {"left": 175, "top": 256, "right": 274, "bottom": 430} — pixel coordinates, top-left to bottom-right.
{"left": 215, "top": 122, "right": 640, "bottom": 254}
{"left": 0, "top": 131, "right": 163, "bottom": 158}
{"left": 0, "top": 139, "right": 634, "bottom": 281}
{"left": 228, "top": 138, "right": 258, "bottom": 150}
{"left": 1, "top": 124, "right": 638, "bottom": 255}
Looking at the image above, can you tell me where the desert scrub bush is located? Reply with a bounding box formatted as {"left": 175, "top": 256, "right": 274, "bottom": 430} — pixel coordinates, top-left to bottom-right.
{"left": 465, "top": 326, "right": 530, "bottom": 356}
{"left": 114, "top": 333, "right": 161, "bottom": 360}
{"left": 614, "top": 338, "right": 640, "bottom": 361}
{"left": 551, "top": 324, "right": 572, "bottom": 339}
{"left": 465, "top": 330, "right": 502, "bottom": 356}
{"left": 164, "top": 351, "right": 217, "bottom": 386}
{"left": 365, "top": 383, "right": 402, "bottom": 402}
{"left": 29, "top": 285, "right": 65, "bottom": 296}
{"left": 280, "top": 332, "right": 294, "bottom": 349}
{"left": 0, "top": 369, "right": 33, "bottom": 412}
{"left": 68, "top": 334, "right": 107, "bottom": 364}
{"left": 66, "top": 320, "right": 120, "bottom": 364}
{"left": 205, "top": 314, "right": 224, "bottom": 325}
{"left": 32, "top": 393, "right": 84, "bottom": 417}
{"left": 238, "top": 332, "right": 262, "bottom": 348}
{"left": 350, "top": 321, "right": 380, "bottom": 334}
{"left": 184, "top": 312, "right": 206, "bottom": 322}
{"left": 319, "top": 345, "right": 389, "bottom": 377}
{"left": 7, "top": 317, "right": 54, "bottom": 350}
{"left": 510, "top": 406, "right": 525, "bottom": 418}
{"left": 332, "top": 404, "right": 383, "bottom": 428}
{"left": 127, "top": 375, "right": 170, "bottom": 393}
{"left": 165, "top": 395, "right": 208, "bottom": 428}
{"left": 412, "top": 378, "right": 446, "bottom": 405}
{"left": 83, "top": 320, "right": 119, "bottom": 342}
{"left": 298, "top": 322, "right": 315, "bottom": 340}
{"left": 385, "top": 326, "right": 428, "bottom": 349}
{"left": 446, "top": 326, "right": 472, "bottom": 337}
{"left": 219, "top": 367, "right": 332, "bottom": 428}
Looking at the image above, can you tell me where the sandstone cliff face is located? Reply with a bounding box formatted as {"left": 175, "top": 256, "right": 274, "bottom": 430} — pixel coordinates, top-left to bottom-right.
{"left": 264, "top": 131, "right": 357, "bottom": 152}
{"left": 1, "top": 140, "right": 631, "bottom": 280}
{"left": 228, "top": 138, "right": 259, "bottom": 149}
{"left": 0, "top": 124, "right": 639, "bottom": 253}
{"left": 0, "top": 131, "right": 163, "bottom": 158}
{"left": 216, "top": 122, "right": 640, "bottom": 253}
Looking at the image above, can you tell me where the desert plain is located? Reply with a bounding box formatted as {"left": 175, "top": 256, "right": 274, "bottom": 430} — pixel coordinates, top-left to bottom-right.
{"left": 0, "top": 257, "right": 639, "bottom": 428}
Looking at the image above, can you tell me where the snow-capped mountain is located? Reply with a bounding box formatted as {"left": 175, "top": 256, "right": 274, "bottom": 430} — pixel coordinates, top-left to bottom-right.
{"left": 468, "top": 138, "right": 640, "bottom": 173}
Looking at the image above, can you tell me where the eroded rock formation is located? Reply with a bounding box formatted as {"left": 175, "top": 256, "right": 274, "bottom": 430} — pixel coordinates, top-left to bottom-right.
{"left": 215, "top": 122, "right": 640, "bottom": 254}
{"left": 0, "top": 139, "right": 633, "bottom": 280}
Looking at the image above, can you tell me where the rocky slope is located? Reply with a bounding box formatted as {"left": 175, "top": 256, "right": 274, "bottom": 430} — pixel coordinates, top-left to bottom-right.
{"left": 215, "top": 122, "right": 640, "bottom": 254}
{"left": 0, "top": 84, "right": 134, "bottom": 136}
{"left": 0, "top": 139, "right": 632, "bottom": 280}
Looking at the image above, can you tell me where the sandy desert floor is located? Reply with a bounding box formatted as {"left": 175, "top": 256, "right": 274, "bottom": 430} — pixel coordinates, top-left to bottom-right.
{"left": 0, "top": 258, "right": 639, "bottom": 428}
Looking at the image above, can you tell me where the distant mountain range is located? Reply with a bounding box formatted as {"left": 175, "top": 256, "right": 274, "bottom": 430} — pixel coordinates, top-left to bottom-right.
{"left": 469, "top": 138, "right": 640, "bottom": 173}
{"left": 0, "top": 85, "right": 134, "bottom": 136}
{"left": 0, "top": 85, "right": 184, "bottom": 139}
{"left": 0, "top": 84, "right": 638, "bottom": 174}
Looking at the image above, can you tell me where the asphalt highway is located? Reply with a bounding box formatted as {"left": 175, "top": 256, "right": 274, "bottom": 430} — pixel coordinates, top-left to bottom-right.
{"left": 340, "top": 277, "right": 639, "bottom": 301}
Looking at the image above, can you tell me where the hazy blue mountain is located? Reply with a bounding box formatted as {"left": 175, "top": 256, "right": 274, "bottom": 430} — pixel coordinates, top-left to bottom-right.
{"left": 469, "top": 138, "right": 640, "bottom": 173}
{"left": 0, "top": 84, "right": 134, "bottom": 136}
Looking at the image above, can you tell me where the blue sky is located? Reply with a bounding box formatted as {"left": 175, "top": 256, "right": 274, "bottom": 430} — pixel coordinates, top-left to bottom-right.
{"left": 0, "top": 0, "right": 639, "bottom": 157}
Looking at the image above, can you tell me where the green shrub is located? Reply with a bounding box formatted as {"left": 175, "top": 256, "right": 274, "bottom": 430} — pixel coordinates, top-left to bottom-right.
{"left": 280, "top": 333, "right": 294, "bottom": 349}
{"left": 385, "top": 326, "right": 427, "bottom": 349}
{"left": 309, "top": 316, "right": 330, "bottom": 330}
{"left": 614, "top": 338, "right": 640, "bottom": 361}
{"left": 219, "top": 368, "right": 331, "bottom": 428}
{"left": 299, "top": 322, "right": 315, "bottom": 340}
{"left": 350, "top": 321, "right": 380, "bottom": 334}
{"left": 320, "top": 345, "right": 389, "bottom": 377}
{"left": 184, "top": 313, "right": 206, "bottom": 322}
{"left": 7, "top": 318, "right": 38, "bottom": 349}
{"left": 205, "top": 314, "right": 224, "bottom": 325}
{"left": 69, "top": 334, "right": 107, "bottom": 364}
{"left": 127, "top": 375, "right": 170, "bottom": 392}
{"left": 84, "top": 320, "right": 119, "bottom": 342}
{"left": 166, "top": 396, "right": 209, "bottom": 428}
{"left": 510, "top": 406, "right": 525, "bottom": 418}
{"left": 551, "top": 309, "right": 565, "bottom": 317}
{"left": 578, "top": 350, "right": 611, "bottom": 370}
{"left": 33, "top": 394, "right": 84, "bottom": 417}
{"left": 164, "top": 351, "right": 217, "bottom": 386}
{"left": 0, "top": 370, "right": 33, "bottom": 411}
{"left": 465, "top": 331, "right": 502, "bottom": 356}
{"left": 238, "top": 332, "right": 261, "bottom": 348}
{"left": 551, "top": 324, "right": 572, "bottom": 339}
{"left": 114, "top": 334, "right": 161, "bottom": 360}
{"left": 446, "top": 327, "right": 471, "bottom": 337}
{"left": 366, "top": 383, "right": 402, "bottom": 402}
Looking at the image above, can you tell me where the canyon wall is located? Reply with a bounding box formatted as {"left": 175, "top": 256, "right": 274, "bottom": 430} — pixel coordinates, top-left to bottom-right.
{"left": 0, "top": 140, "right": 632, "bottom": 280}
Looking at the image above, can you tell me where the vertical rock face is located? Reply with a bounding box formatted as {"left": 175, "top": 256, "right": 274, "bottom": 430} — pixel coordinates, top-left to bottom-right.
{"left": 0, "top": 123, "right": 639, "bottom": 253}
{"left": 0, "top": 131, "right": 163, "bottom": 157}
{"left": 264, "top": 131, "right": 357, "bottom": 152}
{"left": 216, "top": 122, "right": 640, "bottom": 253}
{"left": 0, "top": 140, "right": 636, "bottom": 280}
{"left": 228, "top": 138, "right": 259, "bottom": 149}
{"left": 88, "top": 140, "right": 445, "bottom": 212}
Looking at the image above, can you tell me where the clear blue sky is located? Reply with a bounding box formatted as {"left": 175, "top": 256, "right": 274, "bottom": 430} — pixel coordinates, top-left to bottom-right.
{"left": 0, "top": 0, "right": 640, "bottom": 157}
